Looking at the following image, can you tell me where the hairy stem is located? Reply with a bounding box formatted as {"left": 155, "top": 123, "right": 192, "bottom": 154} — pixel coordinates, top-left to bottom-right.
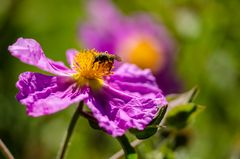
{"left": 116, "top": 135, "right": 137, "bottom": 159}
{"left": 58, "top": 101, "right": 84, "bottom": 159}
{"left": 110, "top": 139, "right": 142, "bottom": 159}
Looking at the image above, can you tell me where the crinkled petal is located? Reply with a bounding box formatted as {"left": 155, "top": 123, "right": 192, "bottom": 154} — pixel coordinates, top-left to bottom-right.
{"left": 66, "top": 49, "right": 78, "bottom": 68}
{"left": 107, "top": 63, "right": 161, "bottom": 97}
{"left": 110, "top": 63, "right": 167, "bottom": 106}
{"left": 85, "top": 64, "right": 167, "bottom": 137}
{"left": 8, "top": 38, "right": 73, "bottom": 76}
{"left": 16, "top": 72, "right": 89, "bottom": 117}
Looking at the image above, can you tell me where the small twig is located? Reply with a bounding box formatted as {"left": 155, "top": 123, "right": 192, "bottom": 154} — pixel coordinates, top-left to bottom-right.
{"left": 110, "top": 139, "right": 143, "bottom": 159}
{"left": 0, "top": 139, "right": 14, "bottom": 159}
{"left": 57, "top": 101, "right": 84, "bottom": 159}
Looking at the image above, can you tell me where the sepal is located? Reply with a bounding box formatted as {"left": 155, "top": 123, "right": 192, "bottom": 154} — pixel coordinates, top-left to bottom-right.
{"left": 130, "top": 105, "right": 168, "bottom": 139}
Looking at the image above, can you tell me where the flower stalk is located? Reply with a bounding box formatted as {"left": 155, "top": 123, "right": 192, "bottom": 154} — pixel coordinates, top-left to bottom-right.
{"left": 110, "top": 139, "right": 142, "bottom": 159}
{"left": 58, "top": 101, "right": 84, "bottom": 159}
{"left": 116, "top": 135, "right": 137, "bottom": 159}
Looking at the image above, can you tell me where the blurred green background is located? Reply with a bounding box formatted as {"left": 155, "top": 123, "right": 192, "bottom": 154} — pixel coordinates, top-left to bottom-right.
{"left": 1, "top": 0, "right": 240, "bottom": 158}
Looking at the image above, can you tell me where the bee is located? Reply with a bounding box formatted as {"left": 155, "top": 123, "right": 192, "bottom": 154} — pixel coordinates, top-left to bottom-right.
{"left": 93, "top": 53, "right": 121, "bottom": 64}
{"left": 93, "top": 52, "right": 121, "bottom": 71}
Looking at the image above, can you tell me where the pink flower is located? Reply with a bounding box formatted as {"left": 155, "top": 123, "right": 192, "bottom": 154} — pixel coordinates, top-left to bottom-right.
{"left": 79, "top": 0, "right": 181, "bottom": 94}
{"left": 9, "top": 37, "right": 167, "bottom": 136}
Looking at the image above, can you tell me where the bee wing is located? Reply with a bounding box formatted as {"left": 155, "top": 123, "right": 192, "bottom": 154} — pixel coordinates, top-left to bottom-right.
{"left": 114, "top": 55, "right": 122, "bottom": 61}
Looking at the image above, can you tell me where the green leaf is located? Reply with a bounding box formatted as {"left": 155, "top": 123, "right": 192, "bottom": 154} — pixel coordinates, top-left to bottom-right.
{"left": 167, "top": 86, "right": 199, "bottom": 107}
{"left": 160, "top": 145, "right": 175, "bottom": 159}
{"left": 150, "top": 105, "right": 168, "bottom": 125}
{"left": 130, "top": 126, "right": 158, "bottom": 140}
{"left": 165, "top": 103, "right": 204, "bottom": 129}
{"left": 130, "top": 105, "right": 168, "bottom": 139}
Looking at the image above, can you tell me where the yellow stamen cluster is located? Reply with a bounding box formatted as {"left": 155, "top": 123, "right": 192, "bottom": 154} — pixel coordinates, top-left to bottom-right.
{"left": 72, "top": 49, "right": 115, "bottom": 86}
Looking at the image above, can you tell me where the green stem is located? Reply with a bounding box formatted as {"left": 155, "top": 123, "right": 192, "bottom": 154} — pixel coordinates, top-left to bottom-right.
{"left": 58, "top": 101, "right": 84, "bottom": 159}
{"left": 110, "top": 139, "right": 142, "bottom": 159}
{"left": 116, "top": 135, "right": 137, "bottom": 159}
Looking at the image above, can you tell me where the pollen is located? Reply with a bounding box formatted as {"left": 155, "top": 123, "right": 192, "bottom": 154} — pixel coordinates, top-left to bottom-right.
{"left": 72, "top": 49, "right": 116, "bottom": 85}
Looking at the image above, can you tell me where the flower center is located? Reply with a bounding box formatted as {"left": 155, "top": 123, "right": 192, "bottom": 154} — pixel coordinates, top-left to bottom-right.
{"left": 72, "top": 49, "right": 119, "bottom": 86}
{"left": 118, "top": 35, "right": 165, "bottom": 73}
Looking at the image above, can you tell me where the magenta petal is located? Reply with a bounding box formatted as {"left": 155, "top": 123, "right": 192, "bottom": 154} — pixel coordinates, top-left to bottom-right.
{"left": 86, "top": 0, "right": 122, "bottom": 26}
{"left": 16, "top": 72, "right": 89, "bottom": 117}
{"left": 108, "top": 63, "right": 161, "bottom": 97}
{"left": 66, "top": 49, "right": 78, "bottom": 68}
{"left": 8, "top": 38, "right": 73, "bottom": 76}
{"left": 79, "top": 0, "right": 182, "bottom": 94}
{"left": 86, "top": 84, "right": 166, "bottom": 137}
{"left": 79, "top": 0, "right": 124, "bottom": 54}
{"left": 85, "top": 64, "right": 167, "bottom": 137}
